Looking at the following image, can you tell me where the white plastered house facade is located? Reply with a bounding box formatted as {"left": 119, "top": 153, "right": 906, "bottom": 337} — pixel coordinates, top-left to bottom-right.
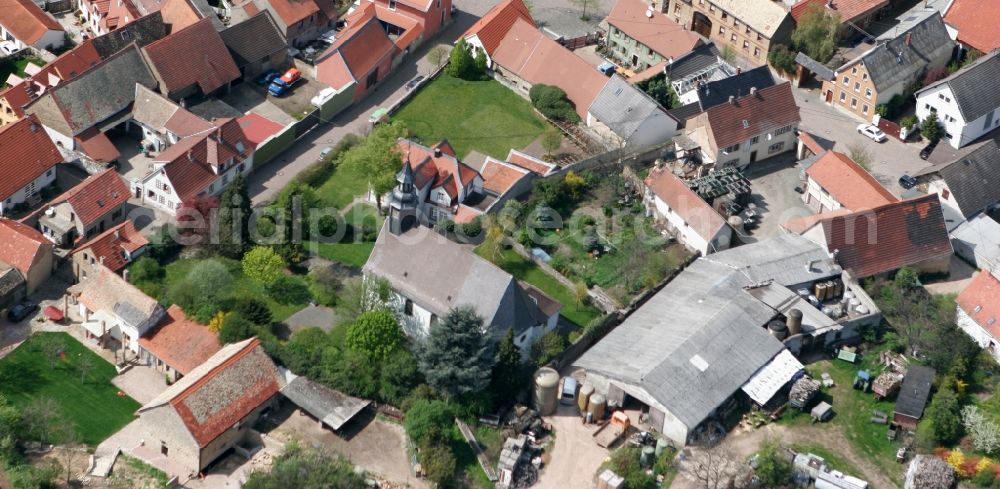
{"left": 0, "top": 168, "right": 56, "bottom": 215}
{"left": 139, "top": 152, "right": 254, "bottom": 215}
{"left": 915, "top": 78, "right": 1000, "bottom": 150}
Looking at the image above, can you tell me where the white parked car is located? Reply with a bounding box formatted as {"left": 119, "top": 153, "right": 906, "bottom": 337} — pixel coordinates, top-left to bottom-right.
{"left": 0, "top": 41, "right": 20, "bottom": 56}
{"left": 857, "top": 123, "right": 887, "bottom": 142}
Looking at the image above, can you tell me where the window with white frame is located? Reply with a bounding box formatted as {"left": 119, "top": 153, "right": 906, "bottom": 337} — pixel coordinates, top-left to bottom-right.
{"left": 767, "top": 142, "right": 784, "bottom": 153}
{"left": 722, "top": 143, "right": 740, "bottom": 153}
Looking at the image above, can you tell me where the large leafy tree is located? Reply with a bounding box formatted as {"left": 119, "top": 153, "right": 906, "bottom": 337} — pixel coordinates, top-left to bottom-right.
{"left": 791, "top": 4, "right": 840, "bottom": 63}
{"left": 216, "top": 173, "right": 252, "bottom": 257}
{"left": 446, "top": 38, "right": 484, "bottom": 80}
{"left": 340, "top": 122, "right": 408, "bottom": 210}
{"left": 242, "top": 246, "right": 286, "bottom": 286}
{"left": 345, "top": 310, "right": 404, "bottom": 362}
{"left": 419, "top": 306, "right": 494, "bottom": 398}
{"left": 927, "top": 380, "right": 962, "bottom": 444}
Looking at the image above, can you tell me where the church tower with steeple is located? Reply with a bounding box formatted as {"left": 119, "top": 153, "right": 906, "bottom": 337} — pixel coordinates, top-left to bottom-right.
{"left": 388, "top": 159, "right": 419, "bottom": 235}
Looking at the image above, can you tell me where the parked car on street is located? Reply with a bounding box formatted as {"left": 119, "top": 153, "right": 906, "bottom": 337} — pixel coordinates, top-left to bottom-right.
{"left": 254, "top": 69, "right": 280, "bottom": 86}
{"left": 898, "top": 174, "right": 917, "bottom": 189}
{"left": 405, "top": 75, "right": 425, "bottom": 91}
{"left": 597, "top": 62, "right": 616, "bottom": 76}
{"left": 919, "top": 138, "right": 938, "bottom": 160}
{"left": 268, "top": 68, "right": 303, "bottom": 96}
{"left": 857, "top": 124, "right": 887, "bottom": 142}
{"left": 7, "top": 302, "right": 38, "bottom": 322}
{"left": 318, "top": 146, "right": 334, "bottom": 161}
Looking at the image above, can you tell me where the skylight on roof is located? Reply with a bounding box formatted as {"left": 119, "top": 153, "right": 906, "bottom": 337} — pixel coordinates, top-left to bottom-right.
{"left": 690, "top": 354, "right": 709, "bottom": 372}
{"left": 742, "top": 120, "right": 749, "bottom": 128}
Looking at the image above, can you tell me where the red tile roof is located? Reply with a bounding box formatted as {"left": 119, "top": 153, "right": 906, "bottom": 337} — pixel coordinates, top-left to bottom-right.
{"left": 817, "top": 194, "right": 953, "bottom": 278}
{"left": 492, "top": 18, "right": 608, "bottom": 119}
{"left": 798, "top": 130, "right": 828, "bottom": 155}
{"left": 0, "top": 42, "right": 101, "bottom": 119}
{"left": 790, "top": 0, "right": 888, "bottom": 23}
{"left": 957, "top": 271, "right": 1000, "bottom": 338}
{"left": 700, "top": 82, "right": 801, "bottom": 152}
{"left": 158, "top": 0, "right": 203, "bottom": 30}
{"left": 73, "top": 127, "right": 121, "bottom": 163}
{"left": 606, "top": 0, "right": 703, "bottom": 59}
{"left": 154, "top": 118, "right": 254, "bottom": 201}
{"left": 506, "top": 149, "right": 556, "bottom": 175}
{"left": 944, "top": 0, "right": 1000, "bottom": 53}
{"left": 72, "top": 220, "right": 149, "bottom": 273}
{"left": 644, "top": 166, "right": 728, "bottom": 242}
{"left": 454, "top": 204, "right": 482, "bottom": 224}
{"left": 805, "top": 151, "right": 898, "bottom": 211}
{"left": 266, "top": 0, "right": 322, "bottom": 27}
{"left": 481, "top": 157, "right": 529, "bottom": 195}
{"left": 236, "top": 112, "right": 283, "bottom": 145}
{"left": 146, "top": 338, "right": 283, "bottom": 447}
{"left": 0, "top": 218, "right": 52, "bottom": 277}
{"left": 143, "top": 17, "right": 240, "bottom": 95}
{"left": 49, "top": 168, "right": 131, "bottom": 228}
{"left": 462, "top": 0, "right": 534, "bottom": 55}
{"left": 3, "top": 0, "right": 64, "bottom": 45}
{"left": 781, "top": 208, "right": 852, "bottom": 234}
{"left": 323, "top": 4, "right": 397, "bottom": 82}
{"left": 0, "top": 114, "right": 62, "bottom": 201}
{"left": 139, "top": 304, "right": 221, "bottom": 375}
{"left": 398, "top": 138, "right": 481, "bottom": 201}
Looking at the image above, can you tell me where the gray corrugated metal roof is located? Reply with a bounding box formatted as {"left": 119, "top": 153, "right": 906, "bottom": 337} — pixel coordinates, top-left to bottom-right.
{"left": 363, "top": 226, "right": 554, "bottom": 336}
{"left": 280, "top": 375, "right": 370, "bottom": 430}
{"left": 918, "top": 50, "right": 1000, "bottom": 124}
{"left": 852, "top": 13, "right": 952, "bottom": 93}
{"left": 588, "top": 75, "right": 665, "bottom": 141}
{"left": 575, "top": 234, "right": 841, "bottom": 430}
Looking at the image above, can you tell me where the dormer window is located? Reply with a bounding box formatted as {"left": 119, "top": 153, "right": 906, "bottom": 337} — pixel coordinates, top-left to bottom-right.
{"left": 235, "top": 141, "right": 245, "bottom": 154}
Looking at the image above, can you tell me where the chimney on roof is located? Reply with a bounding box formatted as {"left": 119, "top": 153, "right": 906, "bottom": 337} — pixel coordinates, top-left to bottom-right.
{"left": 114, "top": 229, "right": 120, "bottom": 240}
{"left": 187, "top": 149, "right": 194, "bottom": 161}
{"left": 750, "top": 86, "right": 757, "bottom": 97}
{"left": 736, "top": 66, "right": 741, "bottom": 75}
{"left": 123, "top": 269, "right": 129, "bottom": 282}
{"left": 728, "top": 95, "right": 736, "bottom": 105}
{"left": 832, "top": 248, "right": 840, "bottom": 264}
{"left": 434, "top": 147, "right": 442, "bottom": 158}
{"left": 29, "top": 122, "right": 38, "bottom": 133}
{"left": 904, "top": 33, "right": 912, "bottom": 46}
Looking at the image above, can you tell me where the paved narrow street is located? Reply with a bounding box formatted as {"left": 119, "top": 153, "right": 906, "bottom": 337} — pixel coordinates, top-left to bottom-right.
{"left": 247, "top": 13, "right": 479, "bottom": 205}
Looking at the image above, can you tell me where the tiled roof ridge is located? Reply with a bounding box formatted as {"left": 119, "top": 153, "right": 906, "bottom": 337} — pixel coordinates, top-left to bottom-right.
{"left": 167, "top": 337, "right": 261, "bottom": 405}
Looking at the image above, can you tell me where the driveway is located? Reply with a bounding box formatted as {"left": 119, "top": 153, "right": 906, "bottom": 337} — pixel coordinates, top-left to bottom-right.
{"left": 112, "top": 365, "right": 168, "bottom": 405}
{"left": 223, "top": 84, "right": 297, "bottom": 126}
{"left": 792, "top": 86, "right": 930, "bottom": 196}
{"left": 245, "top": 13, "right": 479, "bottom": 205}
{"left": 535, "top": 403, "right": 610, "bottom": 489}
{"left": 742, "top": 154, "right": 812, "bottom": 242}
{"left": 265, "top": 402, "right": 426, "bottom": 488}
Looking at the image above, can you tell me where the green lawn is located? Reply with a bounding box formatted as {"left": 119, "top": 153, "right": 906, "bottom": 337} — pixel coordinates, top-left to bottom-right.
{"left": 0, "top": 57, "right": 45, "bottom": 88}
{"left": 476, "top": 247, "right": 601, "bottom": 327}
{"left": 0, "top": 333, "right": 139, "bottom": 445}
{"left": 146, "top": 257, "right": 308, "bottom": 322}
{"left": 315, "top": 161, "right": 370, "bottom": 208}
{"left": 392, "top": 74, "right": 547, "bottom": 159}
{"left": 789, "top": 443, "right": 865, "bottom": 478}
{"left": 306, "top": 204, "right": 384, "bottom": 268}
{"left": 450, "top": 425, "right": 493, "bottom": 489}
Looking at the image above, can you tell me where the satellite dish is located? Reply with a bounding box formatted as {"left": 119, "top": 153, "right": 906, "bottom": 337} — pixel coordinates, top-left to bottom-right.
{"left": 645, "top": 7, "right": 653, "bottom": 17}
